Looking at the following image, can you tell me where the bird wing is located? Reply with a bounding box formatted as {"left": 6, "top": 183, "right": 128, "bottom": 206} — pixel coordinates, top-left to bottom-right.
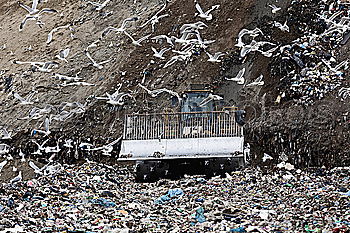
{"left": 18, "top": 2, "right": 32, "bottom": 13}
{"left": 87, "top": 1, "right": 102, "bottom": 7}
{"left": 123, "top": 30, "right": 134, "bottom": 41}
{"left": 61, "top": 48, "right": 70, "bottom": 58}
{"left": 44, "top": 117, "right": 50, "bottom": 132}
{"left": 155, "top": 2, "right": 167, "bottom": 16}
{"left": 14, "top": 92, "right": 26, "bottom": 103}
{"left": 205, "top": 4, "right": 220, "bottom": 15}
{"left": 159, "top": 47, "right": 170, "bottom": 55}
{"left": 101, "top": 27, "right": 117, "bottom": 38}
{"left": 138, "top": 84, "right": 152, "bottom": 95}
{"left": 195, "top": 3, "right": 205, "bottom": 15}
{"left": 136, "top": 34, "right": 151, "bottom": 43}
{"left": 98, "top": 59, "right": 110, "bottom": 65}
{"left": 39, "top": 8, "right": 58, "bottom": 14}
{"left": 46, "top": 30, "right": 54, "bottom": 44}
{"left": 19, "top": 16, "right": 35, "bottom": 31}
{"left": 213, "top": 52, "right": 226, "bottom": 59}
{"left": 31, "top": 0, "right": 38, "bottom": 11}
{"left": 205, "top": 51, "right": 214, "bottom": 59}
{"left": 106, "top": 136, "right": 122, "bottom": 147}
{"left": 85, "top": 51, "right": 96, "bottom": 64}
{"left": 152, "top": 47, "right": 160, "bottom": 56}
{"left": 29, "top": 161, "right": 41, "bottom": 172}
{"left": 163, "top": 56, "right": 178, "bottom": 68}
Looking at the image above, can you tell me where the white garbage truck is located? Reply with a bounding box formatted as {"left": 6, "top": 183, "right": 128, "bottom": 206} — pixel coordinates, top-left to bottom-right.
{"left": 118, "top": 84, "right": 249, "bottom": 181}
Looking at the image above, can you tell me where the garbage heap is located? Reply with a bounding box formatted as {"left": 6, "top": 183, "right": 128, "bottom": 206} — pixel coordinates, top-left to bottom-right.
{"left": 0, "top": 162, "right": 349, "bottom": 232}
{"left": 271, "top": 0, "right": 350, "bottom": 105}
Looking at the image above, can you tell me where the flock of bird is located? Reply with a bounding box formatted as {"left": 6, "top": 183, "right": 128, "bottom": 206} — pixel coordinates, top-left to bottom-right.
{"left": 1, "top": 0, "right": 349, "bottom": 180}
{"left": 0, "top": 0, "right": 234, "bottom": 179}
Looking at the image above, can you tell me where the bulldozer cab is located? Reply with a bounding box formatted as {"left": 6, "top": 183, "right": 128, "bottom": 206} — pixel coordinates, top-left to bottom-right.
{"left": 180, "top": 84, "right": 214, "bottom": 113}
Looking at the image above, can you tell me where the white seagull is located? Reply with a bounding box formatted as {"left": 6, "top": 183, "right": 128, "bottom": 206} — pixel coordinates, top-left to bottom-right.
{"left": 206, "top": 51, "right": 226, "bottom": 63}
{"left": 273, "top": 21, "right": 289, "bottom": 32}
{"left": 13, "top": 60, "right": 59, "bottom": 73}
{"left": 268, "top": 4, "right": 281, "bottom": 14}
{"left": 46, "top": 24, "right": 71, "bottom": 44}
{"left": 13, "top": 91, "right": 37, "bottom": 105}
{"left": 226, "top": 68, "right": 245, "bottom": 85}
{"left": 32, "top": 117, "right": 51, "bottom": 136}
{"left": 10, "top": 171, "right": 22, "bottom": 184}
{"left": 0, "top": 160, "right": 8, "bottom": 173}
{"left": 123, "top": 31, "right": 151, "bottom": 46}
{"left": 87, "top": 0, "right": 111, "bottom": 11}
{"left": 262, "top": 153, "right": 273, "bottom": 162}
{"left": 180, "top": 21, "right": 208, "bottom": 33}
{"left": 85, "top": 51, "right": 110, "bottom": 69}
{"left": 163, "top": 55, "right": 187, "bottom": 68}
{"left": 140, "top": 1, "right": 168, "bottom": 32}
{"left": 138, "top": 84, "right": 181, "bottom": 101}
{"left": 1, "top": 128, "right": 12, "bottom": 140}
{"left": 151, "top": 47, "right": 171, "bottom": 59}
{"left": 55, "top": 48, "right": 70, "bottom": 63}
{"left": 101, "top": 17, "right": 138, "bottom": 38}
{"left": 29, "top": 161, "right": 43, "bottom": 174}
{"left": 195, "top": 2, "right": 220, "bottom": 21}
{"left": 87, "top": 137, "right": 122, "bottom": 156}
{"left": 199, "top": 94, "right": 223, "bottom": 106}
{"left": 246, "top": 75, "right": 264, "bottom": 87}
{"left": 19, "top": 1, "right": 58, "bottom": 31}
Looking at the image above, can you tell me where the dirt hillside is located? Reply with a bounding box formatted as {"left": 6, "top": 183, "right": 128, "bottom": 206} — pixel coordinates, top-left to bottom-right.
{"left": 0, "top": 0, "right": 349, "bottom": 166}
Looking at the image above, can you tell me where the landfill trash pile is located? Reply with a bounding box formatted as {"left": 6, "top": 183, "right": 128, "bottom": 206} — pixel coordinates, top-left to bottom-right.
{"left": 272, "top": 0, "right": 350, "bottom": 105}
{"left": 230, "top": 0, "right": 350, "bottom": 105}
{"left": 0, "top": 161, "right": 349, "bottom": 232}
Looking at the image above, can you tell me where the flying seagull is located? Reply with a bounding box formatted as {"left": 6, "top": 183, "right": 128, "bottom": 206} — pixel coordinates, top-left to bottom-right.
{"left": 226, "top": 67, "right": 245, "bottom": 84}
{"left": 32, "top": 117, "right": 51, "bottom": 136}
{"left": 55, "top": 48, "right": 70, "bottom": 63}
{"left": 0, "top": 160, "right": 8, "bottom": 173}
{"left": 29, "top": 161, "right": 43, "bottom": 174}
{"left": 273, "top": 21, "right": 289, "bottom": 32}
{"left": 199, "top": 93, "right": 223, "bottom": 107}
{"left": 163, "top": 55, "right": 187, "bottom": 68}
{"left": 10, "top": 171, "right": 22, "bottom": 184}
{"left": 262, "top": 153, "right": 273, "bottom": 162}
{"left": 0, "top": 128, "right": 12, "bottom": 140}
{"left": 246, "top": 75, "right": 264, "bottom": 87}
{"left": 13, "top": 91, "right": 37, "bottom": 105}
{"left": 123, "top": 31, "right": 151, "bottom": 46}
{"left": 85, "top": 51, "right": 110, "bottom": 69}
{"left": 19, "top": 1, "right": 58, "bottom": 31}
{"left": 87, "top": 0, "right": 111, "bottom": 11}
{"left": 87, "top": 137, "right": 122, "bottom": 156}
{"left": 13, "top": 60, "right": 59, "bottom": 72}
{"left": 46, "top": 24, "right": 71, "bottom": 44}
{"left": 180, "top": 21, "right": 208, "bottom": 33}
{"left": 195, "top": 2, "right": 220, "bottom": 21}
{"left": 140, "top": 1, "right": 168, "bottom": 31}
{"left": 96, "top": 85, "right": 132, "bottom": 106}
{"left": 205, "top": 51, "right": 226, "bottom": 63}
{"left": 138, "top": 84, "right": 181, "bottom": 101}
{"left": 151, "top": 47, "right": 171, "bottom": 59}
{"left": 101, "top": 17, "right": 138, "bottom": 38}
{"left": 268, "top": 4, "right": 281, "bottom": 14}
